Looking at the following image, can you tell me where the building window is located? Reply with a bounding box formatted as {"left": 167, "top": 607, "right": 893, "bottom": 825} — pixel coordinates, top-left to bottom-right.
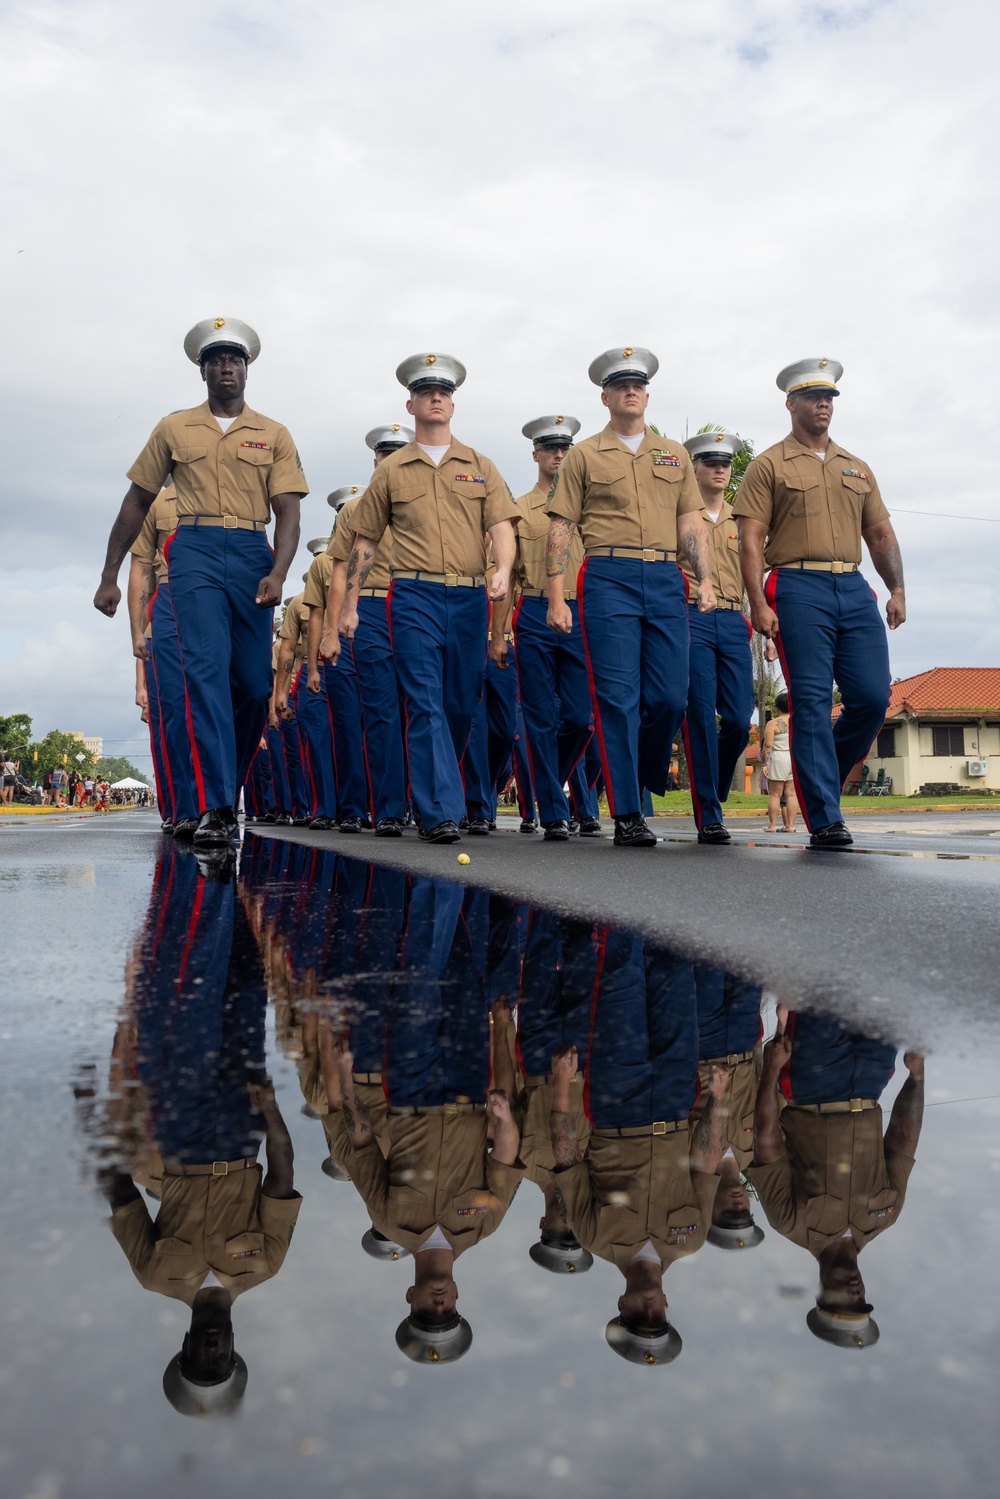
{"left": 876, "top": 726, "right": 896, "bottom": 758}
{"left": 931, "top": 725, "right": 964, "bottom": 757}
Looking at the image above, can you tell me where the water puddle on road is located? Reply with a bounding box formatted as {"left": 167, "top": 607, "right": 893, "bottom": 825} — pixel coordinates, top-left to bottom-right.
{"left": 3, "top": 833, "right": 997, "bottom": 1499}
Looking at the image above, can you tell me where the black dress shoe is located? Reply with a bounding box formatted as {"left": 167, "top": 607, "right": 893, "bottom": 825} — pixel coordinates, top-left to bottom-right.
{"left": 194, "top": 807, "right": 238, "bottom": 848}
{"left": 809, "top": 821, "right": 853, "bottom": 850}
{"left": 275, "top": 813, "right": 293, "bottom": 826}
{"left": 375, "top": 817, "right": 404, "bottom": 837}
{"left": 613, "top": 814, "right": 658, "bottom": 848}
{"left": 310, "top": 816, "right": 333, "bottom": 831}
{"left": 567, "top": 818, "right": 580, "bottom": 836}
{"left": 543, "top": 820, "right": 570, "bottom": 841}
{"left": 338, "top": 815, "right": 365, "bottom": 833}
{"left": 261, "top": 812, "right": 277, "bottom": 823}
{"left": 458, "top": 815, "right": 470, "bottom": 831}
{"left": 420, "top": 820, "right": 461, "bottom": 844}
{"left": 488, "top": 820, "right": 497, "bottom": 832}
{"left": 467, "top": 816, "right": 491, "bottom": 835}
{"left": 160, "top": 821, "right": 175, "bottom": 835}
{"left": 173, "top": 816, "right": 200, "bottom": 840}
{"left": 520, "top": 818, "right": 538, "bottom": 834}
{"left": 293, "top": 816, "right": 312, "bottom": 827}
{"left": 697, "top": 822, "right": 732, "bottom": 845}
{"left": 578, "top": 816, "right": 602, "bottom": 837}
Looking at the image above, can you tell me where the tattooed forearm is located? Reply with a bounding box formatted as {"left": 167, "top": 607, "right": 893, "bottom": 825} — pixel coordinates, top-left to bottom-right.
{"left": 549, "top": 1108, "right": 583, "bottom": 1170}
{"left": 546, "top": 517, "right": 575, "bottom": 579}
{"left": 358, "top": 558, "right": 374, "bottom": 587}
{"left": 690, "top": 1091, "right": 726, "bottom": 1172}
{"left": 343, "top": 1094, "right": 373, "bottom": 1144}
{"left": 346, "top": 550, "right": 359, "bottom": 583}
{"left": 869, "top": 540, "right": 904, "bottom": 592}
{"left": 677, "top": 514, "right": 713, "bottom": 583}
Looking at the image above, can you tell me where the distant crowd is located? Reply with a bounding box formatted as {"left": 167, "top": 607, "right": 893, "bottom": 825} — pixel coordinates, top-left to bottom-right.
{"left": 0, "top": 753, "right": 154, "bottom": 812}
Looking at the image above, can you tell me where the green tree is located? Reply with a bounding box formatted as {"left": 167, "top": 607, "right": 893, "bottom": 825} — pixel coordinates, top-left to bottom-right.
{"left": 95, "top": 755, "right": 146, "bottom": 784}
{"left": 28, "top": 730, "right": 88, "bottom": 783}
{"left": 0, "top": 712, "right": 33, "bottom": 755}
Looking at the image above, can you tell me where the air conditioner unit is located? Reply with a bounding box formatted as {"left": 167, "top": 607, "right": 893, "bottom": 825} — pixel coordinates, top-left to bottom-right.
{"left": 967, "top": 759, "right": 988, "bottom": 777}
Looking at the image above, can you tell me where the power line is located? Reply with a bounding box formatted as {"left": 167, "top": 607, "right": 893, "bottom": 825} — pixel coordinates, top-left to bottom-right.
{"left": 893, "top": 507, "right": 1000, "bottom": 523}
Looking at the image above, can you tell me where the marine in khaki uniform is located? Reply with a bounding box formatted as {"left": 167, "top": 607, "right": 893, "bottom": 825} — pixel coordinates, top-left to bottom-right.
{"left": 546, "top": 347, "right": 716, "bottom": 847}
{"left": 94, "top": 317, "right": 309, "bottom": 848}
{"left": 127, "top": 486, "right": 199, "bottom": 836}
{"left": 677, "top": 432, "right": 755, "bottom": 844}
{"left": 339, "top": 354, "right": 519, "bottom": 844}
{"left": 750, "top": 1011, "right": 924, "bottom": 1349}
{"left": 733, "top": 357, "right": 906, "bottom": 850}
{"left": 272, "top": 592, "right": 315, "bottom": 825}
{"left": 318, "top": 425, "right": 413, "bottom": 835}
{"left": 511, "top": 415, "right": 598, "bottom": 841}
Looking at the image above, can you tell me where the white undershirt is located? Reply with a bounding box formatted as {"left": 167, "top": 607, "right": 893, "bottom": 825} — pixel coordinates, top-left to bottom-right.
{"left": 418, "top": 1225, "right": 451, "bottom": 1252}
{"left": 629, "top": 1240, "right": 663, "bottom": 1267}
{"left": 215, "top": 415, "right": 236, "bottom": 433}
{"left": 418, "top": 443, "right": 450, "bottom": 465}
{"left": 813, "top": 449, "right": 826, "bottom": 461}
{"left": 705, "top": 509, "right": 723, "bottom": 525}
{"left": 201, "top": 1270, "right": 224, "bottom": 1288}
{"left": 613, "top": 429, "right": 644, "bottom": 454}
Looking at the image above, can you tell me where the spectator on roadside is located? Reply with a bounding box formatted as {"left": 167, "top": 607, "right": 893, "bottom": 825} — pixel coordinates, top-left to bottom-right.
{"left": 762, "top": 691, "right": 798, "bottom": 834}
{"left": 2, "top": 752, "right": 18, "bottom": 806}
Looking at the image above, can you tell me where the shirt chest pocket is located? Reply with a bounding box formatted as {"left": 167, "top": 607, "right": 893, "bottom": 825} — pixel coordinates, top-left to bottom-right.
{"left": 170, "top": 446, "right": 208, "bottom": 470}
{"left": 225, "top": 1231, "right": 266, "bottom": 1262}
{"left": 726, "top": 530, "right": 740, "bottom": 553}
{"left": 451, "top": 477, "right": 485, "bottom": 510}
{"left": 392, "top": 484, "right": 426, "bottom": 531}
{"left": 783, "top": 473, "right": 822, "bottom": 516}
{"left": 154, "top": 1236, "right": 193, "bottom": 1257}
{"left": 235, "top": 445, "right": 273, "bottom": 490}
{"left": 588, "top": 461, "right": 631, "bottom": 508}
{"left": 519, "top": 511, "right": 549, "bottom": 544}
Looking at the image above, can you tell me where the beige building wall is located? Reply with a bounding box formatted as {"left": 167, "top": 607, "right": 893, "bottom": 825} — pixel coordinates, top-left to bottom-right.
{"left": 866, "top": 719, "right": 1000, "bottom": 794}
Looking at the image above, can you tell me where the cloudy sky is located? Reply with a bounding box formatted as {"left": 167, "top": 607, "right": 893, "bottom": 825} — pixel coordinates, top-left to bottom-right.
{"left": 2, "top": 0, "right": 997, "bottom": 777}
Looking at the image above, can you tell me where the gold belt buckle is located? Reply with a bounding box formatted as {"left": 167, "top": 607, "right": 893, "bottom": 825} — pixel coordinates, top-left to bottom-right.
{"left": 212, "top": 1160, "right": 229, "bottom": 1175}
{"left": 849, "top": 1097, "right": 864, "bottom": 1113}
{"left": 642, "top": 548, "right": 657, "bottom": 562}
{"left": 830, "top": 559, "right": 845, "bottom": 574}
{"left": 222, "top": 514, "right": 238, "bottom": 529}
{"left": 726, "top": 1053, "right": 741, "bottom": 1066}
{"left": 443, "top": 1102, "right": 459, "bottom": 1117}
{"left": 445, "top": 572, "right": 458, "bottom": 586}
{"left": 652, "top": 1120, "right": 668, "bottom": 1135}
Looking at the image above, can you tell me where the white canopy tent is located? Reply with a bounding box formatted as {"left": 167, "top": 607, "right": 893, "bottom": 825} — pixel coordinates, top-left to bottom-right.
{"left": 109, "top": 777, "right": 150, "bottom": 789}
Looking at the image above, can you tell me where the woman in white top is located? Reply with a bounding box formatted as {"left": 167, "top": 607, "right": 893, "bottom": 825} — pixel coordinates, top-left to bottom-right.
{"left": 761, "top": 691, "right": 798, "bottom": 833}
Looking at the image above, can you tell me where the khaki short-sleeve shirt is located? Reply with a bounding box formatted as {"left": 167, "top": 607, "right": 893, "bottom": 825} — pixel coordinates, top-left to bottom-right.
{"left": 328, "top": 495, "right": 395, "bottom": 591}
{"left": 302, "top": 552, "right": 332, "bottom": 612}
{"left": 278, "top": 593, "right": 310, "bottom": 663}
{"left": 340, "top": 1112, "right": 525, "bottom": 1258}
{"left": 748, "top": 1107, "right": 915, "bottom": 1254}
{"left": 732, "top": 435, "right": 889, "bottom": 567}
{"left": 351, "top": 440, "right": 518, "bottom": 577}
{"left": 556, "top": 1134, "right": 719, "bottom": 1270}
{"left": 679, "top": 503, "right": 744, "bottom": 604}
{"left": 546, "top": 426, "right": 702, "bottom": 554}
{"left": 129, "top": 487, "right": 179, "bottom": 589}
{"left": 127, "top": 401, "right": 309, "bottom": 524}
{"left": 109, "top": 1169, "right": 302, "bottom": 1304}
{"left": 513, "top": 485, "right": 585, "bottom": 599}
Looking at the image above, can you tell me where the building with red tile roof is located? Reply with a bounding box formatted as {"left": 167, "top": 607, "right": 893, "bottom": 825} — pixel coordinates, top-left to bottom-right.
{"left": 867, "top": 668, "right": 1000, "bottom": 794}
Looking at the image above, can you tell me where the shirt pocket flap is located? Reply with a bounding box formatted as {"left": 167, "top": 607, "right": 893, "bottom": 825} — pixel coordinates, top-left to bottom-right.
{"left": 154, "top": 1236, "right": 193, "bottom": 1256}
{"left": 841, "top": 475, "right": 871, "bottom": 494}
{"left": 726, "top": 531, "right": 741, "bottom": 551}
{"left": 236, "top": 446, "right": 273, "bottom": 466}
{"left": 651, "top": 464, "right": 682, "bottom": 483}
{"left": 225, "top": 1232, "right": 266, "bottom": 1259}
{"left": 451, "top": 476, "right": 485, "bottom": 500}
{"left": 170, "top": 447, "right": 208, "bottom": 464}
{"left": 588, "top": 461, "right": 628, "bottom": 487}
{"left": 393, "top": 484, "right": 426, "bottom": 504}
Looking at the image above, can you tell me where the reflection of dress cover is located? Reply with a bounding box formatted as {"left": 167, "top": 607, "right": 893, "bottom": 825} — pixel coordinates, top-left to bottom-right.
{"left": 558, "top": 934, "right": 717, "bottom": 1268}
{"left": 690, "top": 963, "right": 763, "bottom": 1170}
{"left": 750, "top": 1011, "right": 913, "bottom": 1253}
{"left": 109, "top": 846, "right": 300, "bottom": 1303}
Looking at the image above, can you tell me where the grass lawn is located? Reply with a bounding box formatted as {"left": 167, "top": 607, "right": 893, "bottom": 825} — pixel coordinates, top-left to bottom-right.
{"left": 644, "top": 790, "right": 1000, "bottom": 817}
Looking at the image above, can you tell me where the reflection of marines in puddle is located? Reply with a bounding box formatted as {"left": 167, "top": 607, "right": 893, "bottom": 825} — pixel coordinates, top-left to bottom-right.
{"left": 515, "top": 910, "right": 598, "bottom": 1274}
{"left": 325, "top": 876, "right": 526, "bottom": 1363}
{"left": 550, "top": 933, "right": 729, "bottom": 1364}
{"left": 750, "top": 1008, "right": 924, "bottom": 1348}
{"left": 97, "top": 845, "right": 301, "bottom": 1416}
{"left": 690, "top": 963, "right": 766, "bottom": 1252}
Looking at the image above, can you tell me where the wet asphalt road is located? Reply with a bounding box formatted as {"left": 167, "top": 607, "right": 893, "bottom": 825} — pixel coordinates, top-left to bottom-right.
{"left": 5, "top": 809, "right": 996, "bottom": 1049}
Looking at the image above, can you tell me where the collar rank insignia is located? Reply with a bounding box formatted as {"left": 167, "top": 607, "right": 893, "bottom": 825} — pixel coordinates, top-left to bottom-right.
{"left": 240, "top": 441, "right": 272, "bottom": 451}
{"left": 455, "top": 473, "right": 485, "bottom": 484}
{"left": 842, "top": 468, "right": 868, "bottom": 479}
{"left": 652, "top": 451, "right": 681, "bottom": 467}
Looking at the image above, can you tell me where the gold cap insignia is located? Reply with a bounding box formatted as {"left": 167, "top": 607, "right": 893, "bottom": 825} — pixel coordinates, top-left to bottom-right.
{"left": 425, "top": 354, "right": 437, "bottom": 365}
{"left": 214, "top": 317, "right": 226, "bottom": 329}
{"left": 351, "top": 486, "right": 359, "bottom": 493}
{"left": 555, "top": 415, "right": 564, "bottom": 424}
{"left": 391, "top": 423, "right": 400, "bottom": 431}
{"left": 390, "top": 1250, "right": 399, "bottom": 1261}
{"left": 427, "top": 1348, "right": 441, "bottom": 1363}
{"left": 567, "top": 1262, "right": 576, "bottom": 1273}
{"left": 736, "top": 1238, "right": 745, "bottom": 1248}
{"left": 853, "top": 1336, "right": 865, "bottom": 1347}
{"left": 715, "top": 432, "right": 724, "bottom": 441}
{"left": 819, "top": 358, "right": 829, "bottom": 368}
{"left": 623, "top": 347, "right": 634, "bottom": 358}
{"left": 644, "top": 1352, "right": 656, "bottom": 1365}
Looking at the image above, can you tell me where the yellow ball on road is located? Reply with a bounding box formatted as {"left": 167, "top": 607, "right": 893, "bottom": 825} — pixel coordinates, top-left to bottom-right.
{"left": 457, "top": 853, "right": 471, "bottom": 865}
